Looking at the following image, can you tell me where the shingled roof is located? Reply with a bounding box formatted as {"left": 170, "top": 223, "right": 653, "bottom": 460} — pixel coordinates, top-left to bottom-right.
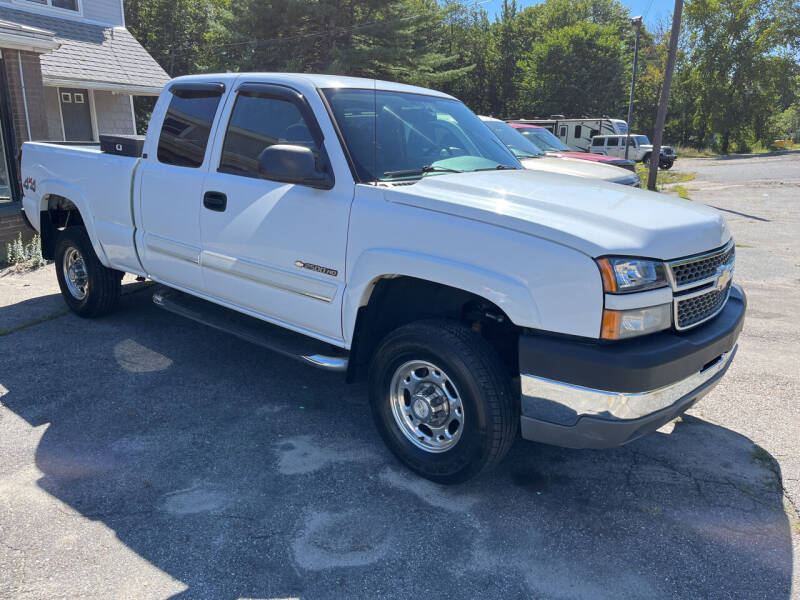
{"left": 0, "top": 6, "right": 169, "bottom": 94}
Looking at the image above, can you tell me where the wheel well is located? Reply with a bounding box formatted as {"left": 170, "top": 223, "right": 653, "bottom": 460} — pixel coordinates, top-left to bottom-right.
{"left": 40, "top": 195, "right": 84, "bottom": 260}
{"left": 346, "top": 276, "right": 520, "bottom": 383}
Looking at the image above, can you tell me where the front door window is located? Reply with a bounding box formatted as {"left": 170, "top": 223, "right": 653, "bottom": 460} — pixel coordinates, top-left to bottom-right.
{"left": 59, "top": 88, "right": 93, "bottom": 141}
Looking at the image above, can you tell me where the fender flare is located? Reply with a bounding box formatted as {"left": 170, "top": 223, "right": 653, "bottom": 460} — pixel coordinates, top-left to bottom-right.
{"left": 342, "top": 248, "right": 541, "bottom": 345}
{"left": 37, "top": 179, "right": 111, "bottom": 266}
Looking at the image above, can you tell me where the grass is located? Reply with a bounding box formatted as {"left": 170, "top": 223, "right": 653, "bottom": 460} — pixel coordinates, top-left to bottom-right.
{"left": 0, "top": 308, "right": 69, "bottom": 337}
{"left": 672, "top": 185, "right": 691, "bottom": 200}
{"left": 674, "top": 141, "right": 799, "bottom": 157}
{"left": 635, "top": 164, "right": 696, "bottom": 194}
{"left": 675, "top": 145, "right": 718, "bottom": 158}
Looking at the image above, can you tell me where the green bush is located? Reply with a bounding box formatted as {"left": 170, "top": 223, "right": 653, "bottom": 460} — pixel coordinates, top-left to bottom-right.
{"left": 5, "top": 232, "right": 45, "bottom": 269}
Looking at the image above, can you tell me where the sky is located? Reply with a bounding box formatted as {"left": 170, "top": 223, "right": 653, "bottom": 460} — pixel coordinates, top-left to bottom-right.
{"left": 484, "top": 0, "right": 673, "bottom": 30}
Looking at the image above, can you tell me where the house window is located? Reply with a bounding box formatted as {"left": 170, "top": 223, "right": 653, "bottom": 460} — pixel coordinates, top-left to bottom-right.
{"left": 19, "top": 0, "right": 79, "bottom": 12}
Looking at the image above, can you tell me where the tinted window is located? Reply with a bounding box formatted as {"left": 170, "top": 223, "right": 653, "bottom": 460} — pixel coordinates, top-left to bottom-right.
{"left": 158, "top": 92, "right": 222, "bottom": 168}
{"left": 592, "top": 137, "right": 604, "bottom": 147}
{"left": 607, "top": 137, "right": 619, "bottom": 147}
{"left": 574, "top": 125, "right": 582, "bottom": 138}
{"left": 484, "top": 121, "right": 544, "bottom": 158}
{"left": 219, "top": 94, "right": 319, "bottom": 178}
{"left": 559, "top": 126, "right": 567, "bottom": 137}
{"left": 518, "top": 128, "right": 569, "bottom": 152}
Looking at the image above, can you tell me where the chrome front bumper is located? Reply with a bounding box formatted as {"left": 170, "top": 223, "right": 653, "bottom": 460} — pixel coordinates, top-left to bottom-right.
{"left": 519, "top": 345, "right": 738, "bottom": 449}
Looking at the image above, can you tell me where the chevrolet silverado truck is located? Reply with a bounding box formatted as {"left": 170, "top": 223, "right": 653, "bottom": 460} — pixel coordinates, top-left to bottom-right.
{"left": 20, "top": 74, "right": 744, "bottom": 483}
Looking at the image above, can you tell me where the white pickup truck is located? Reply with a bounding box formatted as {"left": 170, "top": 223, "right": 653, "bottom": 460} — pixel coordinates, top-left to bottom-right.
{"left": 20, "top": 73, "right": 745, "bottom": 483}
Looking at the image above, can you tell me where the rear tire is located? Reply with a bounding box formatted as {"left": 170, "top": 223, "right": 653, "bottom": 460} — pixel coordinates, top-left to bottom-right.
{"left": 660, "top": 158, "right": 674, "bottom": 170}
{"left": 368, "top": 319, "right": 518, "bottom": 484}
{"left": 55, "top": 227, "right": 122, "bottom": 318}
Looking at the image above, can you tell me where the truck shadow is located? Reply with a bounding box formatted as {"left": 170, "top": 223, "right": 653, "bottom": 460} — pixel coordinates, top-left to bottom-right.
{"left": 0, "top": 289, "right": 793, "bottom": 599}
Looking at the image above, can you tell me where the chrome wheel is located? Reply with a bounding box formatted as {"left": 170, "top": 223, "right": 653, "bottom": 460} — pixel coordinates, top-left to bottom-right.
{"left": 63, "top": 246, "right": 88, "bottom": 300}
{"left": 389, "top": 360, "right": 464, "bottom": 453}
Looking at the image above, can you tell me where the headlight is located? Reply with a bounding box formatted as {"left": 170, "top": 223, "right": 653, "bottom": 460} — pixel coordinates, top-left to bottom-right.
{"left": 596, "top": 257, "right": 668, "bottom": 293}
{"left": 601, "top": 303, "right": 672, "bottom": 340}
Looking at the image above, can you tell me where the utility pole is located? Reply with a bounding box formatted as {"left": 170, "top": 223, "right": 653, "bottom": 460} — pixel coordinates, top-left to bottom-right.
{"left": 647, "top": 0, "right": 684, "bottom": 191}
{"left": 624, "top": 16, "right": 642, "bottom": 161}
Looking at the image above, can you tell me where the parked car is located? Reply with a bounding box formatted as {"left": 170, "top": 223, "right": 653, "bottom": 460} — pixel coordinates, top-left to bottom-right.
{"left": 510, "top": 117, "right": 628, "bottom": 152}
{"left": 479, "top": 116, "right": 640, "bottom": 186}
{"left": 20, "top": 73, "right": 743, "bottom": 484}
{"left": 591, "top": 134, "right": 677, "bottom": 169}
{"left": 508, "top": 122, "right": 636, "bottom": 172}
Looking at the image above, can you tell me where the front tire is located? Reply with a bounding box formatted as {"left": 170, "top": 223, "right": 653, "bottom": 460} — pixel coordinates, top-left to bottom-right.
{"left": 369, "top": 319, "right": 517, "bottom": 484}
{"left": 55, "top": 227, "right": 122, "bottom": 318}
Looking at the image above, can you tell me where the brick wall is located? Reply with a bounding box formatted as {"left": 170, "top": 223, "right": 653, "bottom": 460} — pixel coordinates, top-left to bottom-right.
{"left": 93, "top": 90, "right": 135, "bottom": 135}
{"left": 3, "top": 49, "right": 48, "bottom": 149}
{"left": 0, "top": 209, "right": 35, "bottom": 264}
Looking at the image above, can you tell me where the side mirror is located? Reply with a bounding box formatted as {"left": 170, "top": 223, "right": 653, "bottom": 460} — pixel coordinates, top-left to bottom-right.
{"left": 258, "top": 144, "right": 334, "bottom": 190}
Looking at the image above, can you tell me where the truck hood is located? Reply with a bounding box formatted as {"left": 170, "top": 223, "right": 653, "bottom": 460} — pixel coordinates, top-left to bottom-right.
{"left": 520, "top": 156, "right": 638, "bottom": 185}
{"left": 385, "top": 169, "right": 729, "bottom": 259}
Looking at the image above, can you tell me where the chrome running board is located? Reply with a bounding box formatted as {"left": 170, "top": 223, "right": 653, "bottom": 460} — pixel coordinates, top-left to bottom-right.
{"left": 152, "top": 287, "right": 348, "bottom": 372}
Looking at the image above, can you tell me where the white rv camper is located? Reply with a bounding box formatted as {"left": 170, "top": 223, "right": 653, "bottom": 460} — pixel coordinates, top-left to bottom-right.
{"left": 510, "top": 117, "right": 628, "bottom": 152}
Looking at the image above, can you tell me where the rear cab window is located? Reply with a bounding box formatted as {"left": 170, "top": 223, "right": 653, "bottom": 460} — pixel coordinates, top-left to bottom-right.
{"left": 157, "top": 84, "right": 225, "bottom": 168}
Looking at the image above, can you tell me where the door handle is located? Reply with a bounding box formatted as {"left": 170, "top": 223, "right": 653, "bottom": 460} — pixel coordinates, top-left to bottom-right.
{"left": 203, "top": 191, "right": 227, "bottom": 212}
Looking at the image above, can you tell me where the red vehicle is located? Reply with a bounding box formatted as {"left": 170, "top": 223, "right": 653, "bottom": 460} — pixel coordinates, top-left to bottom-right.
{"left": 508, "top": 123, "right": 636, "bottom": 172}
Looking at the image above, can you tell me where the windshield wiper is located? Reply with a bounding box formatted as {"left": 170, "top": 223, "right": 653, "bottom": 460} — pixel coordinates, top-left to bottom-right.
{"left": 473, "top": 164, "right": 520, "bottom": 172}
{"left": 383, "top": 165, "right": 463, "bottom": 178}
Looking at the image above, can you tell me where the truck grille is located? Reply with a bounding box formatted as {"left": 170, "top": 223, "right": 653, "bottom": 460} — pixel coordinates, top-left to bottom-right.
{"left": 670, "top": 243, "right": 734, "bottom": 288}
{"left": 676, "top": 283, "right": 731, "bottom": 329}
{"left": 668, "top": 241, "right": 735, "bottom": 330}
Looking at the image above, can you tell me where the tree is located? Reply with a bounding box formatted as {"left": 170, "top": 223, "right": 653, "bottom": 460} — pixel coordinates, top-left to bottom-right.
{"left": 517, "top": 21, "right": 628, "bottom": 118}
{"left": 682, "top": 0, "right": 800, "bottom": 152}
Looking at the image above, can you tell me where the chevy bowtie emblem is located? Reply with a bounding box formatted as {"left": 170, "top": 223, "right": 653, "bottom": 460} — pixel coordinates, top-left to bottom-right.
{"left": 716, "top": 265, "right": 732, "bottom": 292}
{"left": 295, "top": 261, "right": 338, "bottom": 277}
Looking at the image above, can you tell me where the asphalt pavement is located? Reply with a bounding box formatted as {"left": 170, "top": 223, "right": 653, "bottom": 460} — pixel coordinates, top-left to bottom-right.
{"left": 0, "top": 151, "right": 798, "bottom": 599}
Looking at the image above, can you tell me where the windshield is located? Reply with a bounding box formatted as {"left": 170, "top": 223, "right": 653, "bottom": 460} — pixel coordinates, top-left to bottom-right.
{"left": 632, "top": 135, "right": 650, "bottom": 146}
{"left": 483, "top": 120, "right": 545, "bottom": 159}
{"left": 322, "top": 89, "right": 520, "bottom": 182}
{"left": 515, "top": 127, "right": 569, "bottom": 152}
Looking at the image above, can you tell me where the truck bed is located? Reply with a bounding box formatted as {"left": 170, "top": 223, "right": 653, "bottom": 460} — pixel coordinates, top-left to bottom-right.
{"left": 21, "top": 141, "right": 143, "bottom": 274}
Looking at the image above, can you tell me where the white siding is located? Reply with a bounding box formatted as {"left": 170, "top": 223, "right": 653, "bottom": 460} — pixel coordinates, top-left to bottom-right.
{"left": 1, "top": 0, "right": 124, "bottom": 25}
{"left": 93, "top": 90, "right": 134, "bottom": 135}
{"left": 43, "top": 85, "right": 63, "bottom": 140}
{"left": 83, "top": 0, "right": 123, "bottom": 26}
